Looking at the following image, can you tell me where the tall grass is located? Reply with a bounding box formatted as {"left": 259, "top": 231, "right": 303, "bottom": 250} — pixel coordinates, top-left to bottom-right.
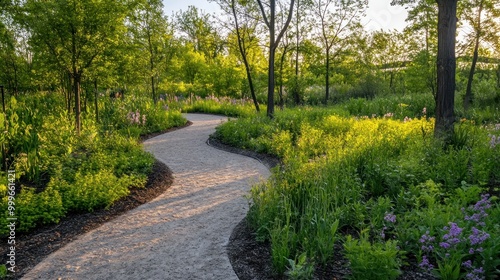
{"left": 213, "top": 106, "right": 500, "bottom": 277}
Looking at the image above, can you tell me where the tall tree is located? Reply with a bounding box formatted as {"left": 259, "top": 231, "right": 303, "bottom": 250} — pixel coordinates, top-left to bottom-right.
{"left": 176, "top": 6, "right": 224, "bottom": 61}
{"left": 404, "top": 0, "right": 438, "bottom": 96}
{"left": 393, "top": 0, "right": 459, "bottom": 139}
{"left": 461, "top": 0, "right": 500, "bottom": 110}
{"left": 20, "top": 0, "right": 128, "bottom": 134}
{"left": 256, "top": 0, "right": 295, "bottom": 118}
{"left": 312, "top": 0, "right": 367, "bottom": 103}
{"left": 130, "top": 0, "right": 171, "bottom": 103}
{"left": 212, "top": 0, "right": 261, "bottom": 112}
{"left": 290, "top": 0, "right": 312, "bottom": 104}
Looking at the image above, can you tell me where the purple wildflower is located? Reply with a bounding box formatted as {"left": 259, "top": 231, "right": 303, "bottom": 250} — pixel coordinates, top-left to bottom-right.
{"left": 439, "top": 242, "right": 450, "bottom": 249}
{"left": 420, "top": 231, "right": 436, "bottom": 252}
{"left": 384, "top": 213, "right": 397, "bottom": 223}
{"left": 465, "top": 266, "right": 485, "bottom": 280}
{"left": 419, "top": 255, "right": 434, "bottom": 272}
{"left": 469, "top": 227, "right": 490, "bottom": 246}
{"left": 438, "top": 222, "right": 463, "bottom": 249}
{"left": 462, "top": 260, "right": 473, "bottom": 269}
{"left": 464, "top": 195, "right": 490, "bottom": 227}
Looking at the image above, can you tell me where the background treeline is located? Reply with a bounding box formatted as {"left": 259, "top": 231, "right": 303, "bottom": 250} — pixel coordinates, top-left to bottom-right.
{"left": 1, "top": 0, "right": 499, "bottom": 110}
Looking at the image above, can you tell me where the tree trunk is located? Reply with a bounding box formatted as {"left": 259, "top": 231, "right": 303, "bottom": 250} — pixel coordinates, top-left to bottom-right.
{"left": 267, "top": 0, "right": 276, "bottom": 118}
{"left": 390, "top": 71, "right": 394, "bottom": 93}
{"left": 94, "top": 79, "right": 99, "bottom": 123}
{"left": 464, "top": 2, "right": 483, "bottom": 111}
{"left": 279, "top": 47, "right": 287, "bottom": 110}
{"left": 325, "top": 49, "right": 330, "bottom": 104}
{"left": 496, "top": 64, "right": 500, "bottom": 89}
{"left": 293, "top": 0, "right": 300, "bottom": 105}
{"left": 257, "top": 0, "right": 295, "bottom": 118}
{"left": 435, "top": 0, "right": 458, "bottom": 140}
{"left": 231, "top": 0, "right": 259, "bottom": 112}
{"left": 151, "top": 75, "right": 156, "bottom": 103}
{"left": 267, "top": 44, "right": 276, "bottom": 118}
{"left": 74, "top": 72, "right": 81, "bottom": 135}
{"left": 148, "top": 33, "right": 156, "bottom": 103}
{"left": 67, "top": 72, "right": 72, "bottom": 115}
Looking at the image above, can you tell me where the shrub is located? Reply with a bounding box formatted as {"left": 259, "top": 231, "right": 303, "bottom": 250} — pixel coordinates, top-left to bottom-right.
{"left": 344, "top": 232, "right": 402, "bottom": 280}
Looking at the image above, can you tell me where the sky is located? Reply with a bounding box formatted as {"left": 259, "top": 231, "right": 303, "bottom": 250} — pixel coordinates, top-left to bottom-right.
{"left": 163, "top": 0, "right": 409, "bottom": 32}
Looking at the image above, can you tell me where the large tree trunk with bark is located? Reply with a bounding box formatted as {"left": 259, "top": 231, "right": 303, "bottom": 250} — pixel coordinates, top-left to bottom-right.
{"left": 434, "top": 0, "right": 458, "bottom": 140}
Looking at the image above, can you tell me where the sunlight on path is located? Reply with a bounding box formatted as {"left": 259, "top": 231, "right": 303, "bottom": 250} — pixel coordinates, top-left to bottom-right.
{"left": 22, "top": 114, "right": 270, "bottom": 280}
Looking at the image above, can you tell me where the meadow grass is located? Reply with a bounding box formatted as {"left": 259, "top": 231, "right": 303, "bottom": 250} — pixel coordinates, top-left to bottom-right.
{"left": 213, "top": 105, "right": 500, "bottom": 278}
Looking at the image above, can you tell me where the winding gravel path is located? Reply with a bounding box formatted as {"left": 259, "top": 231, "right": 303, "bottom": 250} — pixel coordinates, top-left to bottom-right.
{"left": 22, "top": 114, "right": 271, "bottom": 280}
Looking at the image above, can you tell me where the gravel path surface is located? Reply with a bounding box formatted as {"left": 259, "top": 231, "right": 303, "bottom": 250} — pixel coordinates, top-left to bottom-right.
{"left": 22, "top": 113, "right": 271, "bottom": 280}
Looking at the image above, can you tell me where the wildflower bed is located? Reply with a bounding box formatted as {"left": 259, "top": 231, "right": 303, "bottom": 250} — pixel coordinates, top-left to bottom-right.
{"left": 213, "top": 107, "right": 500, "bottom": 279}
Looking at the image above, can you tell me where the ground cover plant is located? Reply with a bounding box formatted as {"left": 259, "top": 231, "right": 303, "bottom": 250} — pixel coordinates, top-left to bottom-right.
{"left": 0, "top": 92, "right": 186, "bottom": 235}
{"left": 213, "top": 105, "right": 500, "bottom": 279}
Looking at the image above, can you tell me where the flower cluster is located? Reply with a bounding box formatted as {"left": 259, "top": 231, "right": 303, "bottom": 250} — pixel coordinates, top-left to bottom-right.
{"left": 462, "top": 261, "right": 485, "bottom": 280}
{"left": 383, "top": 112, "right": 394, "bottom": 118}
{"left": 419, "top": 231, "right": 435, "bottom": 253}
{"left": 380, "top": 213, "right": 397, "bottom": 240}
{"left": 419, "top": 255, "right": 434, "bottom": 272}
{"left": 439, "top": 222, "right": 463, "bottom": 249}
{"left": 403, "top": 116, "right": 413, "bottom": 123}
{"left": 126, "top": 110, "right": 147, "bottom": 126}
{"left": 489, "top": 134, "right": 500, "bottom": 149}
{"left": 463, "top": 194, "right": 491, "bottom": 227}
{"left": 384, "top": 213, "right": 396, "bottom": 223}
{"left": 418, "top": 195, "right": 493, "bottom": 279}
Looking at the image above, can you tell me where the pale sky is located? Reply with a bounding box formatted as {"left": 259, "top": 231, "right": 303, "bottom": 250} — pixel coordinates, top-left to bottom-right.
{"left": 163, "top": 0, "right": 409, "bottom": 32}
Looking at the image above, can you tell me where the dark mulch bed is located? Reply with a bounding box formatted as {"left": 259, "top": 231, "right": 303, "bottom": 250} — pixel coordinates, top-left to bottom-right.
{"left": 0, "top": 122, "right": 193, "bottom": 279}
{"left": 210, "top": 137, "right": 435, "bottom": 280}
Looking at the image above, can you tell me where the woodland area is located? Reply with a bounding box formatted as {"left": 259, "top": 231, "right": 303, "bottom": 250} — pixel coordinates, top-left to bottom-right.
{"left": 1, "top": 0, "right": 500, "bottom": 279}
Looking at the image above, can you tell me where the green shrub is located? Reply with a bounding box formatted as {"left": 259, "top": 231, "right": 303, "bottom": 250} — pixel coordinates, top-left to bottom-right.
{"left": 344, "top": 232, "right": 402, "bottom": 280}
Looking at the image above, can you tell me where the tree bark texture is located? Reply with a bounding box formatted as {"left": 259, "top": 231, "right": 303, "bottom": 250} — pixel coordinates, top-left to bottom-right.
{"left": 435, "top": 0, "right": 458, "bottom": 140}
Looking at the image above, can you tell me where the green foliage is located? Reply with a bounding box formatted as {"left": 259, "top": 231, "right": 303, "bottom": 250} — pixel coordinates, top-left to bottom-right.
{"left": 215, "top": 104, "right": 500, "bottom": 276}
{"left": 344, "top": 232, "right": 402, "bottom": 280}
{"left": 0, "top": 91, "right": 183, "bottom": 235}
{"left": 285, "top": 252, "right": 315, "bottom": 280}
{"left": 0, "top": 265, "right": 6, "bottom": 278}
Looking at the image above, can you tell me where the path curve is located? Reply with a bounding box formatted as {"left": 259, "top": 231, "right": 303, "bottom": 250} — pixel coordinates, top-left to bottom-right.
{"left": 22, "top": 114, "right": 271, "bottom": 280}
